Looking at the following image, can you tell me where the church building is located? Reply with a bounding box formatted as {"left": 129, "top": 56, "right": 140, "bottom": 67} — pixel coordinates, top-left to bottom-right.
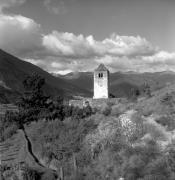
{"left": 93, "top": 64, "right": 109, "bottom": 99}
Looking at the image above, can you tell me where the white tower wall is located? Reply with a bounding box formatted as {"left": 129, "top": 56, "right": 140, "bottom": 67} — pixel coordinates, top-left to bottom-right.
{"left": 93, "top": 70, "right": 109, "bottom": 99}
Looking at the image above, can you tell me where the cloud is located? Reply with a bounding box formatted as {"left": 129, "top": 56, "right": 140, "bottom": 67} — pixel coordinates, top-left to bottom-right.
{"left": 95, "top": 51, "right": 175, "bottom": 73}
{"left": 0, "top": 6, "right": 174, "bottom": 74}
{"left": 0, "top": 14, "right": 43, "bottom": 57}
{"left": 44, "top": 0, "right": 67, "bottom": 14}
{"left": 42, "top": 31, "right": 101, "bottom": 58}
{"left": 0, "top": 0, "right": 26, "bottom": 12}
{"left": 103, "top": 34, "right": 157, "bottom": 57}
{"left": 42, "top": 31, "right": 157, "bottom": 59}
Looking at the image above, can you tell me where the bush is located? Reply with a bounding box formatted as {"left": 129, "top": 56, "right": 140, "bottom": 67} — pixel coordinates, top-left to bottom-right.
{"left": 144, "top": 157, "right": 171, "bottom": 180}
{"left": 76, "top": 148, "right": 92, "bottom": 167}
{"left": 155, "top": 115, "right": 175, "bottom": 131}
{"left": 111, "top": 104, "right": 127, "bottom": 117}
{"left": 22, "top": 166, "right": 41, "bottom": 180}
{"left": 83, "top": 105, "right": 92, "bottom": 117}
{"left": 41, "top": 170, "right": 57, "bottom": 180}
{"left": 100, "top": 104, "right": 111, "bottom": 116}
{"left": 118, "top": 140, "right": 169, "bottom": 180}
{"left": 143, "top": 120, "right": 168, "bottom": 141}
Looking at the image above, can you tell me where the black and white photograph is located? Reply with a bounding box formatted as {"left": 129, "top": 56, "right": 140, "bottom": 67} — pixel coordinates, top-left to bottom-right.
{"left": 1, "top": 0, "right": 175, "bottom": 179}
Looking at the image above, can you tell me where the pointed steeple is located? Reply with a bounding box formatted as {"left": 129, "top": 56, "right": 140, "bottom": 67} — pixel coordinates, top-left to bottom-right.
{"left": 95, "top": 64, "right": 108, "bottom": 71}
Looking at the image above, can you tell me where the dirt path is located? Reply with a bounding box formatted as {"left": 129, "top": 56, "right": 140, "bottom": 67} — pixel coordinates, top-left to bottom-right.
{"left": 22, "top": 128, "right": 45, "bottom": 168}
{"left": 0, "top": 129, "right": 52, "bottom": 171}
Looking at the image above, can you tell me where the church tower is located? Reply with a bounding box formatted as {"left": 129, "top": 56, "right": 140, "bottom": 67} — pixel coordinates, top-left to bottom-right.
{"left": 93, "top": 64, "right": 109, "bottom": 99}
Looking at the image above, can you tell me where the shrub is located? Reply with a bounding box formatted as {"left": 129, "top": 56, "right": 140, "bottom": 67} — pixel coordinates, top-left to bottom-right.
{"left": 41, "top": 170, "right": 57, "bottom": 180}
{"left": 111, "top": 104, "right": 126, "bottom": 117}
{"left": 3, "top": 170, "right": 15, "bottom": 180}
{"left": 144, "top": 157, "right": 171, "bottom": 179}
{"left": 121, "top": 154, "right": 146, "bottom": 179}
{"left": 118, "top": 140, "right": 167, "bottom": 180}
{"left": 155, "top": 115, "right": 175, "bottom": 131}
{"left": 76, "top": 148, "right": 92, "bottom": 167}
{"left": 83, "top": 105, "right": 92, "bottom": 117}
{"left": 100, "top": 104, "right": 111, "bottom": 116}
{"left": 22, "top": 166, "right": 41, "bottom": 180}
{"left": 161, "top": 93, "right": 175, "bottom": 107}
{"left": 95, "top": 152, "right": 121, "bottom": 179}
{"left": 143, "top": 119, "right": 168, "bottom": 141}
{"left": 63, "top": 105, "right": 73, "bottom": 118}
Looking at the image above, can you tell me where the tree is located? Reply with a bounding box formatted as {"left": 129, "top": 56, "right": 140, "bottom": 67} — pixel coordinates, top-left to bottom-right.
{"left": 16, "top": 74, "right": 50, "bottom": 127}
{"left": 130, "top": 88, "right": 140, "bottom": 101}
{"left": 141, "top": 82, "right": 151, "bottom": 97}
{"left": 19, "top": 73, "right": 49, "bottom": 109}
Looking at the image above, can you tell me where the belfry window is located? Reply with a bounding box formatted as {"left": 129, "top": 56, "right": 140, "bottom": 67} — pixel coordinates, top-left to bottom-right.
{"left": 98, "top": 73, "right": 103, "bottom": 78}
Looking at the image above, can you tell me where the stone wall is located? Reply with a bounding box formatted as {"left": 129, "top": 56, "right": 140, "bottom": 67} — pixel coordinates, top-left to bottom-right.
{"left": 69, "top": 98, "right": 126, "bottom": 109}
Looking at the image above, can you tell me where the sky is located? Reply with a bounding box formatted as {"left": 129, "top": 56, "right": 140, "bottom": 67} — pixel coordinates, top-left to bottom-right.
{"left": 0, "top": 0, "right": 175, "bottom": 74}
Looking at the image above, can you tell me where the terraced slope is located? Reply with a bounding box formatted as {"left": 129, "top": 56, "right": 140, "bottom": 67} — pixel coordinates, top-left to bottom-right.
{"left": 0, "top": 130, "right": 59, "bottom": 179}
{"left": 0, "top": 130, "right": 45, "bottom": 170}
{"left": 0, "top": 132, "right": 22, "bottom": 165}
{"left": 0, "top": 104, "right": 18, "bottom": 117}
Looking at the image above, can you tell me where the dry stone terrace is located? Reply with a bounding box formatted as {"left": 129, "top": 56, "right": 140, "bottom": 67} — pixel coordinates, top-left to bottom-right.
{"left": 69, "top": 98, "right": 127, "bottom": 108}
{"left": 0, "top": 104, "right": 18, "bottom": 116}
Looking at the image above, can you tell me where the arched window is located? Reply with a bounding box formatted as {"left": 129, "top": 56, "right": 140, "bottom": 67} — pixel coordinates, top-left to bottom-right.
{"left": 98, "top": 73, "right": 103, "bottom": 78}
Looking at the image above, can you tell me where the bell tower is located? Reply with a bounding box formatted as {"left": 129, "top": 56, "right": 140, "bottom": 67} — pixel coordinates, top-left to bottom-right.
{"left": 93, "top": 64, "right": 109, "bottom": 99}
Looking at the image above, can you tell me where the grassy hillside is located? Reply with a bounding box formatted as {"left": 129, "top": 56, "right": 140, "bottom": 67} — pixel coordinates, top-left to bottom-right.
{"left": 2, "top": 82, "right": 175, "bottom": 179}
{"left": 24, "top": 94, "right": 175, "bottom": 179}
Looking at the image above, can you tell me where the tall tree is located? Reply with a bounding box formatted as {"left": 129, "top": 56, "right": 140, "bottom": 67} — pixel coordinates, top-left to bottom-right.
{"left": 16, "top": 74, "right": 49, "bottom": 127}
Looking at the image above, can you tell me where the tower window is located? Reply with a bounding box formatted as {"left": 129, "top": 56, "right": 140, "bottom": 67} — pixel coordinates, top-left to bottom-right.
{"left": 98, "top": 73, "right": 103, "bottom": 78}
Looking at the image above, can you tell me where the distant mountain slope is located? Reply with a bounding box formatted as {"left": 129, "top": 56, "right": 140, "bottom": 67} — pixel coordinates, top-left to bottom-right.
{"left": 0, "top": 49, "right": 91, "bottom": 103}
{"left": 59, "top": 72, "right": 93, "bottom": 92}
{"left": 1, "top": 49, "right": 175, "bottom": 103}
{"left": 59, "top": 71, "right": 175, "bottom": 98}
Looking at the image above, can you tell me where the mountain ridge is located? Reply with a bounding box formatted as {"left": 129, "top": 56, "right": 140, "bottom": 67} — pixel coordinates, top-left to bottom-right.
{"left": 1, "top": 49, "right": 175, "bottom": 103}
{"left": 56, "top": 70, "right": 175, "bottom": 98}
{"left": 0, "top": 49, "right": 91, "bottom": 103}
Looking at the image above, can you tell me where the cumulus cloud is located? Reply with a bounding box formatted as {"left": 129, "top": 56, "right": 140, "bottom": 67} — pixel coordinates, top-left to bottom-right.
{"left": 0, "top": 14, "right": 43, "bottom": 57}
{"left": 41, "top": 31, "right": 167, "bottom": 73}
{"left": 0, "top": 2, "right": 174, "bottom": 74}
{"left": 103, "top": 34, "right": 157, "bottom": 57}
{"left": 95, "top": 51, "right": 175, "bottom": 73}
{"left": 0, "top": 0, "right": 25, "bottom": 12}
{"left": 42, "top": 31, "right": 157, "bottom": 59}
{"left": 42, "top": 31, "right": 102, "bottom": 58}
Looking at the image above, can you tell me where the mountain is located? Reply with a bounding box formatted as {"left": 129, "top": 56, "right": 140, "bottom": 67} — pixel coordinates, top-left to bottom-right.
{"left": 59, "top": 71, "right": 175, "bottom": 98}
{"left": 1, "top": 49, "right": 175, "bottom": 103}
{"left": 0, "top": 49, "right": 91, "bottom": 103}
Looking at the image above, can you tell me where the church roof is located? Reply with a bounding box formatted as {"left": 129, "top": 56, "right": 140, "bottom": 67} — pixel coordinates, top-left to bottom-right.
{"left": 95, "top": 64, "right": 109, "bottom": 71}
